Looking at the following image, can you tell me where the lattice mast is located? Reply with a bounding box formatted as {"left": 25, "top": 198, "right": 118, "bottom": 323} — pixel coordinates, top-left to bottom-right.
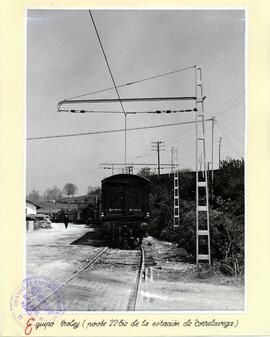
{"left": 173, "top": 170, "right": 180, "bottom": 229}
{"left": 195, "top": 66, "right": 211, "bottom": 264}
{"left": 173, "top": 148, "right": 179, "bottom": 229}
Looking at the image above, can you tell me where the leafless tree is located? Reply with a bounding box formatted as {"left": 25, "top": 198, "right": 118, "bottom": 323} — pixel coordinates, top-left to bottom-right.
{"left": 27, "top": 189, "right": 42, "bottom": 203}
{"left": 44, "top": 186, "right": 63, "bottom": 201}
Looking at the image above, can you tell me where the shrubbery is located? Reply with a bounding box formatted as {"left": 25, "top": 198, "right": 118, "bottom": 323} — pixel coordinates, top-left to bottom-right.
{"left": 148, "top": 158, "right": 245, "bottom": 277}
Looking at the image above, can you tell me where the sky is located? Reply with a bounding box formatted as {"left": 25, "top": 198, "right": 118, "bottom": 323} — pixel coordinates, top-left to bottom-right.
{"left": 26, "top": 9, "right": 245, "bottom": 196}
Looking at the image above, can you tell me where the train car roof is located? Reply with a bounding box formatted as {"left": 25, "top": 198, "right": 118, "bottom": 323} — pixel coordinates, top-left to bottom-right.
{"left": 101, "top": 173, "right": 150, "bottom": 184}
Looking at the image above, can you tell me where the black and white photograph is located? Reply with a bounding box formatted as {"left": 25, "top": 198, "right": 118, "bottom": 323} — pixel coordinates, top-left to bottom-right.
{"left": 26, "top": 9, "right": 245, "bottom": 312}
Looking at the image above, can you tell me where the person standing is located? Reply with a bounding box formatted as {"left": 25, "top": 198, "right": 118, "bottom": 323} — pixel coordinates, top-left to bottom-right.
{"left": 64, "top": 214, "right": 69, "bottom": 229}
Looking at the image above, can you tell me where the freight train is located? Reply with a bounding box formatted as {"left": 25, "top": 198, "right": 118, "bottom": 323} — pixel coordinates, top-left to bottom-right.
{"left": 100, "top": 174, "right": 150, "bottom": 248}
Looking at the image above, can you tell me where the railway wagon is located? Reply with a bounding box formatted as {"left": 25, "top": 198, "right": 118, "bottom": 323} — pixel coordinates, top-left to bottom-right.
{"left": 101, "top": 174, "right": 150, "bottom": 247}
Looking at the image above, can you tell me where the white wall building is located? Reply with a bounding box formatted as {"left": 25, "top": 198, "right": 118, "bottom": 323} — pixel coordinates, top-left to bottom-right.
{"left": 26, "top": 200, "right": 41, "bottom": 214}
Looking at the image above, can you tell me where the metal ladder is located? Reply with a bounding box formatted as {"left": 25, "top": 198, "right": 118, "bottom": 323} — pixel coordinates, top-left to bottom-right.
{"left": 173, "top": 170, "right": 180, "bottom": 229}
{"left": 195, "top": 66, "right": 211, "bottom": 263}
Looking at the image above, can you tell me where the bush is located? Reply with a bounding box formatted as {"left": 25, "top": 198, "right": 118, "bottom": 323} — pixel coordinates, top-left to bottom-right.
{"left": 147, "top": 157, "right": 244, "bottom": 276}
{"left": 159, "top": 208, "right": 244, "bottom": 273}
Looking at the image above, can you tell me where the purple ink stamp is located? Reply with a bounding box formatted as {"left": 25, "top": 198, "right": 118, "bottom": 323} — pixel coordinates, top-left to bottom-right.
{"left": 10, "top": 276, "right": 65, "bottom": 331}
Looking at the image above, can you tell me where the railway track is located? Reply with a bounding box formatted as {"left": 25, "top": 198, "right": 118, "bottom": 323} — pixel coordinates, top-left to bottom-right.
{"left": 31, "top": 244, "right": 146, "bottom": 311}
{"left": 127, "top": 244, "right": 145, "bottom": 311}
{"left": 31, "top": 246, "right": 109, "bottom": 311}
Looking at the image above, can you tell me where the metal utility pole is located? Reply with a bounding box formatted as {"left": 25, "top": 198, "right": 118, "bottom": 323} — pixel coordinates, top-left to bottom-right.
{"left": 157, "top": 142, "right": 161, "bottom": 176}
{"left": 125, "top": 166, "right": 133, "bottom": 174}
{"left": 211, "top": 116, "right": 215, "bottom": 200}
{"left": 172, "top": 147, "right": 179, "bottom": 229}
{"left": 125, "top": 116, "right": 127, "bottom": 169}
{"left": 171, "top": 147, "right": 178, "bottom": 173}
{"left": 173, "top": 170, "right": 180, "bottom": 229}
{"left": 171, "top": 147, "right": 174, "bottom": 173}
{"left": 151, "top": 141, "right": 165, "bottom": 176}
{"left": 219, "top": 137, "right": 222, "bottom": 168}
{"left": 195, "top": 65, "right": 211, "bottom": 264}
{"left": 199, "top": 152, "right": 204, "bottom": 173}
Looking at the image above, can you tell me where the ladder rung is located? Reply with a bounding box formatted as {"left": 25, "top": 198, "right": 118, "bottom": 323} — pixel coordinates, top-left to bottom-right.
{"left": 198, "top": 206, "right": 208, "bottom": 211}
{"left": 198, "top": 137, "right": 205, "bottom": 141}
{"left": 174, "top": 196, "right": 179, "bottom": 199}
{"left": 198, "top": 181, "right": 206, "bottom": 187}
{"left": 174, "top": 205, "right": 179, "bottom": 208}
{"left": 174, "top": 215, "right": 179, "bottom": 218}
{"left": 198, "top": 254, "right": 210, "bottom": 261}
{"left": 198, "top": 230, "right": 209, "bottom": 235}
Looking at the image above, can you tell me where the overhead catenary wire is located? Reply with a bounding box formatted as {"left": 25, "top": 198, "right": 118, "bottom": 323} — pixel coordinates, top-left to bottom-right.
{"left": 88, "top": 10, "right": 127, "bottom": 167}
{"left": 165, "top": 126, "right": 194, "bottom": 144}
{"left": 64, "top": 65, "right": 196, "bottom": 101}
{"left": 88, "top": 10, "right": 125, "bottom": 116}
{"left": 61, "top": 12, "right": 196, "bottom": 169}
{"left": 27, "top": 118, "right": 212, "bottom": 141}
{"left": 59, "top": 108, "right": 197, "bottom": 114}
{"left": 218, "top": 99, "right": 245, "bottom": 123}
{"left": 216, "top": 123, "right": 242, "bottom": 157}
{"left": 217, "top": 120, "right": 243, "bottom": 143}
{"left": 215, "top": 87, "right": 244, "bottom": 119}
{"left": 58, "top": 96, "right": 197, "bottom": 110}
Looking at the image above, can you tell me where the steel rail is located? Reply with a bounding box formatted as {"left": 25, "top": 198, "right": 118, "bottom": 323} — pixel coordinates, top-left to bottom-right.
{"left": 30, "top": 246, "right": 108, "bottom": 310}
{"left": 127, "top": 245, "right": 145, "bottom": 311}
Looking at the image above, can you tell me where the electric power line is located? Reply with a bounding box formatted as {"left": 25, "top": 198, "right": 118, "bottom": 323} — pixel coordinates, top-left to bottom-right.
{"left": 165, "top": 126, "right": 194, "bottom": 145}
{"left": 218, "top": 99, "right": 245, "bottom": 122}
{"left": 216, "top": 123, "right": 242, "bottom": 157}
{"left": 125, "top": 121, "right": 195, "bottom": 161}
{"left": 64, "top": 65, "right": 196, "bottom": 101}
{"left": 27, "top": 118, "right": 212, "bottom": 141}
{"left": 215, "top": 87, "right": 245, "bottom": 119}
{"left": 217, "top": 120, "right": 243, "bottom": 143}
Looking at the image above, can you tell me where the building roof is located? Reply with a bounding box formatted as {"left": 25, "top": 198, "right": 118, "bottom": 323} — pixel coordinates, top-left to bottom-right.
{"left": 26, "top": 199, "right": 42, "bottom": 209}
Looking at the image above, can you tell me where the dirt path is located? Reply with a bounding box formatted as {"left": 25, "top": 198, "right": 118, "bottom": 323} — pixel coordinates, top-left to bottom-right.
{"left": 26, "top": 223, "right": 101, "bottom": 284}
